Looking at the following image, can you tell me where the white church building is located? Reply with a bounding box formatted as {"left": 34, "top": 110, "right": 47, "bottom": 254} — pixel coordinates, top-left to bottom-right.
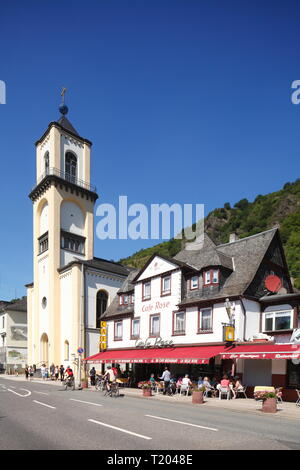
{"left": 26, "top": 104, "right": 130, "bottom": 376}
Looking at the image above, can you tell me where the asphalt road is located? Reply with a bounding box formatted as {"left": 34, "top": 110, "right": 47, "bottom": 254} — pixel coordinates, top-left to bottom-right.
{"left": 1, "top": 377, "right": 300, "bottom": 451}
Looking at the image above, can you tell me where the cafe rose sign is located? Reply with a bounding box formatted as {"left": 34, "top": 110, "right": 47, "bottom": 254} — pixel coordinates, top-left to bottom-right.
{"left": 142, "top": 300, "right": 170, "bottom": 312}
{"left": 135, "top": 336, "right": 174, "bottom": 349}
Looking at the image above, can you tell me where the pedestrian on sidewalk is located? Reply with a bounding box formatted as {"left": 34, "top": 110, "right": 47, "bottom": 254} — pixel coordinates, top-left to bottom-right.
{"left": 28, "top": 365, "right": 34, "bottom": 380}
{"left": 159, "top": 367, "right": 171, "bottom": 395}
{"left": 89, "top": 367, "right": 96, "bottom": 386}
{"left": 25, "top": 365, "right": 29, "bottom": 380}
{"left": 55, "top": 365, "right": 59, "bottom": 381}
{"left": 41, "top": 364, "right": 46, "bottom": 380}
{"left": 59, "top": 365, "right": 65, "bottom": 381}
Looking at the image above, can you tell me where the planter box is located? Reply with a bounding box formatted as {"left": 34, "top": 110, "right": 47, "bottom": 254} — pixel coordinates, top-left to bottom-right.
{"left": 143, "top": 388, "right": 152, "bottom": 397}
{"left": 192, "top": 390, "right": 204, "bottom": 404}
{"left": 262, "top": 397, "right": 277, "bottom": 413}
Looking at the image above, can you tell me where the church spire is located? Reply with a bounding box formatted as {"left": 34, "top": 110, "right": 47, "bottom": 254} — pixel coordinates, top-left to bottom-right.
{"left": 59, "top": 87, "right": 69, "bottom": 116}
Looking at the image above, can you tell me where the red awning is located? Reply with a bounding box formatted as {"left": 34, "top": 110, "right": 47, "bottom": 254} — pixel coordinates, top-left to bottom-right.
{"left": 221, "top": 343, "right": 300, "bottom": 360}
{"left": 84, "top": 345, "right": 230, "bottom": 365}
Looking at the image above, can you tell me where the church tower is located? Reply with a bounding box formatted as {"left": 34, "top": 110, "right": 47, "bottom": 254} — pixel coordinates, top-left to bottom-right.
{"left": 26, "top": 98, "right": 98, "bottom": 368}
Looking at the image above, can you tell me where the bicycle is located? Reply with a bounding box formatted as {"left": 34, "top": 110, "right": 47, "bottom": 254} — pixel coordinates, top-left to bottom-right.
{"left": 95, "top": 375, "right": 106, "bottom": 392}
{"left": 104, "top": 381, "right": 119, "bottom": 397}
{"left": 63, "top": 376, "right": 75, "bottom": 391}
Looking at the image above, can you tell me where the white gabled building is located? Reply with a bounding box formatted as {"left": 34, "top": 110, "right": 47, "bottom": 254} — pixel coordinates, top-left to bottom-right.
{"left": 86, "top": 230, "right": 300, "bottom": 401}
{"left": 0, "top": 297, "right": 27, "bottom": 374}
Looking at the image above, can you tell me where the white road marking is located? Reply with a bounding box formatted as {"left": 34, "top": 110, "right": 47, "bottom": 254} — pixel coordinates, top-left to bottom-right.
{"left": 7, "top": 388, "right": 31, "bottom": 397}
{"left": 88, "top": 419, "right": 152, "bottom": 440}
{"left": 145, "top": 414, "right": 218, "bottom": 432}
{"left": 33, "top": 400, "right": 56, "bottom": 409}
{"left": 70, "top": 398, "right": 103, "bottom": 407}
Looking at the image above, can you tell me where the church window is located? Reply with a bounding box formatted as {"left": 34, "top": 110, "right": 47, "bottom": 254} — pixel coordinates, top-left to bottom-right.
{"left": 96, "top": 291, "right": 108, "bottom": 329}
{"left": 44, "top": 152, "right": 49, "bottom": 175}
{"left": 65, "top": 152, "right": 77, "bottom": 183}
{"left": 64, "top": 340, "right": 69, "bottom": 361}
{"left": 39, "top": 232, "right": 49, "bottom": 254}
{"left": 61, "top": 230, "right": 85, "bottom": 254}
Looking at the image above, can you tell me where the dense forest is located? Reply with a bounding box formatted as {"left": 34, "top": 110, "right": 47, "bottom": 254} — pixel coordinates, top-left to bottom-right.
{"left": 119, "top": 179, "right": 300, "bottom": 289}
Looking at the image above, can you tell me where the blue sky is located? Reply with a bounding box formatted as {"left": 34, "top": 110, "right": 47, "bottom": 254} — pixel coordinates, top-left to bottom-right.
{"left": 0, "top": 0, "right": 300, "bottom": 300}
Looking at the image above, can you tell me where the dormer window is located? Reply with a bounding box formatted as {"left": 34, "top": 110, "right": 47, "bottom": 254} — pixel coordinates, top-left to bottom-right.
{"left": 190, "top": 275, "right": 199, "bottom": 290}
{"left": 203, "top": 269, "right": 219, "bottom": 286}
{"left": 119, "top": 294, "right": 134, "bottom": 305}
{"left": 142, "top": 281, "right": 151, "bottom": 301}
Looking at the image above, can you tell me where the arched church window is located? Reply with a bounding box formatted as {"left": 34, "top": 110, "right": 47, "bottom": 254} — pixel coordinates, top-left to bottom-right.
{"left": 64, "top": 340, "right": 69, "bottom": 361}
{"left": 65, "top": 152, "right": 77, "bottom": 184}
{"left": 44, "top": 152, "right": 49, "bottom": 175}
{"left": 96, "top": 291, "right": 108, "bottom": 329}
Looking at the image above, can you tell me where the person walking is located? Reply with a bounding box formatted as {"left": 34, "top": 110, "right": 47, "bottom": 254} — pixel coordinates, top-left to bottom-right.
{"left": 25, "top": 365, "right": 29, "bottom": 380}
{"left": 54, "top": 365, "right": 59, "bottom": 381}
{"left": 40, "top": 363, "right": 46, "bottom": 380}
{"left": 59, "top": 365, "right": 65, "bottom": 381}
{"left": 159, "top": 367, "right": 171, "bottom": 395}
{"left": 50, "top": 363, "right": 55, "bottom": 380}
{"left": 89, "top": 367, "right": 96, "bottom": 386}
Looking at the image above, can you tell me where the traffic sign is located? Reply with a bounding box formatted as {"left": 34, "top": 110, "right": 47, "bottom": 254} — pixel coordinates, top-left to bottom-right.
{"left": 77, "top": 347, "right": 84, "bottom": 354}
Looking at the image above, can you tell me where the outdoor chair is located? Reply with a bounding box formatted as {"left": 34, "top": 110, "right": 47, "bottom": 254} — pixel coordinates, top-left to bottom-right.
{"left": 180, "top": 384, "right": 190, "bottom": 396}
{"left": 219, "top": 387, "right": 230, "bottom": 400}
{"left": 204, "top": 387, "right": 214, "bottom": 398}
{"left": 235, "top": 386, "right": 248, "bottom": 399}
{"left": 296, "top": 389, "right": 300, "bottom": 407}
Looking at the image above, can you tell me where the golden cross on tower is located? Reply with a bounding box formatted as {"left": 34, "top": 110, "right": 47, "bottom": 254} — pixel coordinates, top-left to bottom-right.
{"left": 61, "top": 87, "right": 67, "bottom": 104}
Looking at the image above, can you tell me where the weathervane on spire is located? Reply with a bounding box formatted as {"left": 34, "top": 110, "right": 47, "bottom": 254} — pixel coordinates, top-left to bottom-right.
{"left": 59, "top": 87, "right": 68, "bottom": 115}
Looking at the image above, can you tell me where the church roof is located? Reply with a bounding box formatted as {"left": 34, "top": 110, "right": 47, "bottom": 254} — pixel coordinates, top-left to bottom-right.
{"left": 57, "top": 116, "right": 79, "bottom": 136}
{"left": 57, "top": 257, "right": 131, "bottom": 278}
{"left": 85, "top": 257, "right": 132, "bottom": 277}
{"left": 0, "top": 297, "right": 27, "bottom": 313}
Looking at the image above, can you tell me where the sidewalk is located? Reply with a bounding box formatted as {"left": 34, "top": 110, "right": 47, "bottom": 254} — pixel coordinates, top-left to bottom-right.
{"left": 1, "top": 374, "right": 300, "bottom": 420}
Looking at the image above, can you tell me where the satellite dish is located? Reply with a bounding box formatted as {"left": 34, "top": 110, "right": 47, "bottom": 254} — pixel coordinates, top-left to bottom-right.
{"left": 292, "top": 358, "right": 300, "bottom": 365}
{"left": 264, "top": 275, "right": 282, "bottom": 293}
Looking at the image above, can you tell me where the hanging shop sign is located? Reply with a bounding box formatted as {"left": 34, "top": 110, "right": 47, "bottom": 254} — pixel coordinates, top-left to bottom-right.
{"left": 223, "top": 325, "right": 235, "bottom": 342}
{"left": 99, "top": 321, "right": 107, "bottom": 351}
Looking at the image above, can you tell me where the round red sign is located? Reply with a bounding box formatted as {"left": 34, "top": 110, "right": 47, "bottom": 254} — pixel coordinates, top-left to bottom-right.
{"left": 264, "top": 275, "right": 282, "bottom": 293}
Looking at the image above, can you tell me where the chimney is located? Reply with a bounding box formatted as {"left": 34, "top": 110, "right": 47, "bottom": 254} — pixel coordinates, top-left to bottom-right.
{"left": 229, "top": 233, "right": 238, "bottom": 243}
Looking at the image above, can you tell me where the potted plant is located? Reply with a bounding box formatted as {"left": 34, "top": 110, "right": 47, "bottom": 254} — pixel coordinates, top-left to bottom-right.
{"left": 138, "top": 381, "right": 153, "bottom": 397}
{"left": 81, "top": 377, "right": 89, "bottom": 389}
{"left": 254, "top": 391, "right": 277, "bottom": 413}
{"left": 192, "top": 385, "right": 206, "bottom": 404}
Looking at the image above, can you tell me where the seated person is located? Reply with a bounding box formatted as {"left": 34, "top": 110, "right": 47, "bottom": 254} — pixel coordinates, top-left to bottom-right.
{"left": 197, "top": 376, "right": 204, "bottom": 388}
{"left": 149, "top": 373, "right": 156, "bottom": 389}
{"left": 176, "top": 377, "right": 183, "bottom": 392}
{"left": 169, "top": 377, "right": 177, "bottom": 395}
{"left": 181, "top": 374, "right": 192, "bottom": 392}
{"left": 233, "top": 376, "right": 243, "bottom": 391}
{"left": 220, "top": 374, "right": 230, "bottom": 390}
